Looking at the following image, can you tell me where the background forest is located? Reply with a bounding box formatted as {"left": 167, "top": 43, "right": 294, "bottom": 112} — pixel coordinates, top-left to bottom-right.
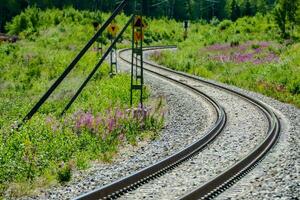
{"left": 1, "top": 0, "right": 278, "bottom": 32}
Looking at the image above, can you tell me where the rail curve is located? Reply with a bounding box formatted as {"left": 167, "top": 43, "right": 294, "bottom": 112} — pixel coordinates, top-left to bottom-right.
{"left": 75, "top": 46, "right": 280, "bottom": 200}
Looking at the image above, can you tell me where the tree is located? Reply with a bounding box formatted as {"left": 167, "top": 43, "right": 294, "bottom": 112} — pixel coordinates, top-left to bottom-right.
{"left": 231, "top": 0, "right": 241, "bottom": 21}
{"left": 244, "top": 0, "right": 253, "bottom": 16}
{"left": 274, "top": 0, "right": 300, "bottom": 38}
{"left": 215, "top": 0, "right": 227, "bottom": 19}
{"left": 0, "top": 0, "right": 279, "bottom": 32}
{"left": 173, "top": 0, "right": 190, "bottom": 20}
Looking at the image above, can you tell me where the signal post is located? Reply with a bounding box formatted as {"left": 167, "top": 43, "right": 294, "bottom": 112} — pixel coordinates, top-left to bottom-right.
{"left": 130, "top": 2, "right": 147, "bottom": 106}
{"left": 108, "top": 22, "right": 119, "bottom": 76}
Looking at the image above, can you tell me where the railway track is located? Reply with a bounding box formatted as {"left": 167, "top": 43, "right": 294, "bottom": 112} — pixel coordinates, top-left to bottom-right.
{"left": 75, "top": 46, "right": 281, "bottom": 200}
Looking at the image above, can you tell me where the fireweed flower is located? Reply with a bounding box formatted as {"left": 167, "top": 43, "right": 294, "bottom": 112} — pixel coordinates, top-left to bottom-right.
{"left": 207, "top": 41, "right": 279, "bottom": 64}
{"left": 70, "top": 104, "right": 163, "bottom": 139}
{"left": 45, "top": 116, "right": 53, "bottom": 124}
{"left": 45, "top": 116, "right": 60, "bottom": 131}
{"left": 95, "top": 116, "right": 102, "bottom": 128}
{"left": 107, "top": 117, "right": 116, "bottom": 133}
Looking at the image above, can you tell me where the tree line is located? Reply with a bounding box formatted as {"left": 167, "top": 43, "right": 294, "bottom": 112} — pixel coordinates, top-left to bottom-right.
{"left": 0, "top": 0, "right": 298, "bottom": 34}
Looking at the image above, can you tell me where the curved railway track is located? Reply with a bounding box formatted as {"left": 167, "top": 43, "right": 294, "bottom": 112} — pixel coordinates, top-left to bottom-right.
{"left": 75, "top": 46, "right": 281, "bottom": 200}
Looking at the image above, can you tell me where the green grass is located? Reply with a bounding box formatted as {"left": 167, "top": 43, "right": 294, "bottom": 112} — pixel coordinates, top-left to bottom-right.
{"left": 150, "top": 14, "right": 300, "bottom": 107}
{"left": 0, "top": 7, "right": 166, "bottom": 198}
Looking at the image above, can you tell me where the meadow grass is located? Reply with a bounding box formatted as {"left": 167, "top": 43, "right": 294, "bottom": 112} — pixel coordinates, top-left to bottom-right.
{"left": 150, "top": 15, "right": 300, "bottom": 107}
{"left": 0, "top": 7, "right": 166, "bottom": 197}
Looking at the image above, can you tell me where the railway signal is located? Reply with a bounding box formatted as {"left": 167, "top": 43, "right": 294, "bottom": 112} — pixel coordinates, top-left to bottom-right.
{"left": 133, "top": 16, "right": 147, "bottom": 43}
{"left": 134, "top": 31, "right": 144, "bottom": 42}
{"left": 133, "top": 15, "right": 147, "bottom": 29}
{"left": 108, "top": 22, "right": 119, "bottom": 77}
{"left": 107, "top": 23, "right": 119, "bottom": 37}
{"left": 130, "top": 2, "right": 145, "bottom": 106}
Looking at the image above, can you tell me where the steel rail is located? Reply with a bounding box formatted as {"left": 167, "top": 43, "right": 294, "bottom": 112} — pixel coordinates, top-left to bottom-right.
{"left": 124, "top": 46, "right": 281, "bottom": 200}
{"left": 74, "top": 50, "right": 227, "bottom": 200}
{"left": 22, "top": 0, "right": 129, "bottom": 123}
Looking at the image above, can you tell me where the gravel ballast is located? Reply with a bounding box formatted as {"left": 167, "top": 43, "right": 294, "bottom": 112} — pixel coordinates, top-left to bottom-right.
{"left": 215, "top": 85, "right": 300, "bottom": 199}
{"left": 118, "top": 50, "right": 270, "bottom": 199}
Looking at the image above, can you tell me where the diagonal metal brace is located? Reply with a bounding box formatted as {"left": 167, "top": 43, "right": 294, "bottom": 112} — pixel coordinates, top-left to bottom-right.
{"left": 60, "top": 15, "right": 135, "bottom": 116}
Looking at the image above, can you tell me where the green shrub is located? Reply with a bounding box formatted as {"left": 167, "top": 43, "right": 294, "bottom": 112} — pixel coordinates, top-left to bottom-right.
{"left": 251, "top": 44, "right": 260, "bottom": 49}
{"left": 6, "top": 7, "right": 40, "bottom": 35}
{"left": 219, "top": 20, "right": 232, "bottom": 31}
{"left": 57, "top": 163, "right": 72, "bottom": 184}
{"left": 289, "top": 80, "right": 300, "bottom": 95}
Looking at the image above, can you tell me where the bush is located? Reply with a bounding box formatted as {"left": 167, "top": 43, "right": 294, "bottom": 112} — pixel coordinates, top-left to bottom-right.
{"left": 218, "top": 20, "right": 232, "bottom": 31}
{"left": 289, "top": 80, "right": 300, "bottom": 95}
{"left": 57, "top": 163, "right": 72, "bottom": 184}
{"left": 148, "top": 14, "right": 300, "bottom": 108}
{"left": 210, "top": 17, "right": 220, "bottom": 26}
{"left": 6, "top": 7, "right": 40, "bottom": 35}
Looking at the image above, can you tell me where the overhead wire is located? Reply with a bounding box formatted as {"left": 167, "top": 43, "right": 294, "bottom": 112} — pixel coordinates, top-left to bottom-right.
{"left": 151, "top": 0, "right": 169, "bottom": 8}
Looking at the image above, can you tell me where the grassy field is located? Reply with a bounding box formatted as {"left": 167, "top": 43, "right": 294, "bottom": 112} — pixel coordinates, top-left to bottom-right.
{"left": 0, "top": 8, "right": 166, "bottom": 197}
{"left": 150, "top": 15, "right": 300, "bottom": 107}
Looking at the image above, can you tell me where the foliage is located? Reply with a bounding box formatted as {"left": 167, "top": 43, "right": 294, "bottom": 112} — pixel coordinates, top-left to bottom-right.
{"left": 0, "top": 0, "right": 279, "bottom": 32}
{"left": 230, "top": 0, "right": 241, "bottom": 21}
{"left": 150, "top": 15, "right": 300, "bottom": 107}
{"left": 274, "top": 0, "right": 300, "bottom": 38}
{"left": 57, "top": 162, "right": 72, "bottom": 183}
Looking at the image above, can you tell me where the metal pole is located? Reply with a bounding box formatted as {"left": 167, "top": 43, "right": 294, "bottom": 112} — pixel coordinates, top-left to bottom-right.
{"left": 130, "top": 14, "right": 135, "bottom": 106}
{"left": 140, "top": 14, "right": 144, "bottom": 106}
{"left": 110, "top": 38, "right": 113, "bottom": 76}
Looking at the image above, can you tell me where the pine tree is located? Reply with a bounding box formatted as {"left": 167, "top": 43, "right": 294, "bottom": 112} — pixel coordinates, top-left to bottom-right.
{"left": 216, "top": 0, "right": 227, "bottom": 19}
{"left": 231, "top": 0, "right": 240, "bottom": 21}
{"left": 244, "top": 0, "right": 252, "bottom": 16}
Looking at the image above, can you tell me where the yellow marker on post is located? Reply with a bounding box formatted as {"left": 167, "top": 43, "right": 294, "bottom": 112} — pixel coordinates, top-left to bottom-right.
{"left": 108, "top": 23, "right": 119, "bottom": 37}
{"left": 134, "top": 31, "right": 144, "bottom": 42}
{"left": 133, "top": 16, "right": 147, "bottom": 29}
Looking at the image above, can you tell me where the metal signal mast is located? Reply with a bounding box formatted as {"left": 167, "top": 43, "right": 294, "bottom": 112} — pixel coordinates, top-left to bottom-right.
{"left": 130, "top": 0, "right": 145, "bottom": 106}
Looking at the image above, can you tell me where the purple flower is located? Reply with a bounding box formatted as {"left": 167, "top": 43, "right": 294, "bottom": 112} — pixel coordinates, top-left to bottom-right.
{"left": 107, "top": 118, "right": 116, "bottom": 132}
{"left": 45, "top": 116, "right": 60, "bottom": 131}
{"left": 207, "top": 41, "right": 279, "bottom": 64}
{"left": 74, "top": 112, "right": 95, "bottom": 130}
{"left": 258, "top": 41, "right": 271, "bottom": 48}
{"left": 206, "top": 44, "right": 231, "bottom": 51}
{"left": 45, "top": 116, "right": 53, "bottom": 124}
{"left": 95, "top": 116, "right": 102, "bottom": 127}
